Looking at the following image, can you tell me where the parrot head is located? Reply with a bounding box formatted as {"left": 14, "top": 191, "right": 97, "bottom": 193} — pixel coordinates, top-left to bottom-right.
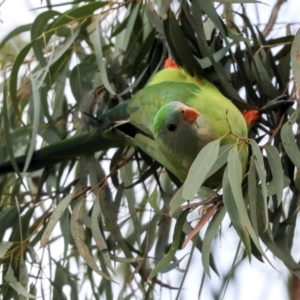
{"left": 153, "top": 101, "right": 213, "bottom": 172}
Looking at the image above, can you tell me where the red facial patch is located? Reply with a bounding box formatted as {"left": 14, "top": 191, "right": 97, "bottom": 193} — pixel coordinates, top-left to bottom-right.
{"left": 242, "top": 110, "right": 261, "bottom": 127}
{"left": 164, "top": 58, "right": 179, "bottom": 69}
{"left": 181, "top": 107, "right": 200, "bottom": 123}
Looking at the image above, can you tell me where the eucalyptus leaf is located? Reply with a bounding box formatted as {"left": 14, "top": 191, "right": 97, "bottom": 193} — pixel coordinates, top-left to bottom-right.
{"left": 250, "top": 139, "right": 268, "bottom": 228}
{"left": 291, "top": 28, "right": 300, "bottom": 89}
{"left": 182, "top": 139, "right": 221, "bottom": 200}
{"left": 202, "top": 207, "right": 226, "bottom": 277}
{"left": 147, "top": 209, "right": 189, "bottom": 281}
{"left": 0, "top": 1, "right": 298, "bottom": 298}
{"left": 281, "top": 109, "right": 300, "bottom": 168}
{"left": 40, "top": 194, "right": 73, "bottom": 247}
{"left": 4, "top": 265, "right": 36, "bottom": 299}
{"left": 265, "top": 145, "right": 284, "bottom": 204}
{"left": 0, "top": 242, "right": 13, "bottom": 259}
{"left": 169, "top": 185, "right": 185, "bottom": 216}
{"left": 248, "top": 157, "right": 258, "bottom": 235}
{"left": 70, "top": 201, "right": 114, "bottom": 281}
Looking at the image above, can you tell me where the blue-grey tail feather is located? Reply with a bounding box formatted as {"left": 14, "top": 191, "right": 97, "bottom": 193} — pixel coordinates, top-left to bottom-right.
{"left": 92, "top": 101, "right": 130, "bottom": 132}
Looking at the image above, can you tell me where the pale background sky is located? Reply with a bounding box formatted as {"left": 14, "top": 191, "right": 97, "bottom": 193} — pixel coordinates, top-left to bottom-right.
{"left": 0, "top": 1, "right": 300, "bottom": 300}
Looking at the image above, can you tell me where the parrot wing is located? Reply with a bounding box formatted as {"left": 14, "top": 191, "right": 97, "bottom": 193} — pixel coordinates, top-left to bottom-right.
{"left": 128, "top": 81, "right": 201, "bottom": 136}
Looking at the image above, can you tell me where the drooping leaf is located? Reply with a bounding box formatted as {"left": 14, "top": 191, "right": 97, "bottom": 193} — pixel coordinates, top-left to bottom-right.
{"left": 182, "top": 139, "right": 221, "bottom": 200}
{"left": 202, "top": 206, "right": 226, "bottom": 277}
{"left": 265, "top": 144, "right": 284, "bottom": 204}
{"left": 281, "top": 109, "right": 300, "bottom": 168}
{"left": 250, "top": 139, "right": 268, "bottom": 228}
{"left": 70, "top": 200, "right": 114, "bottom": 281}
{"left": 4, "top": 265, "right": 36, "bottom": 299}
{"left": 40, "top": 193, "right": 73, "bottom": 247}
{"left": 147, "top": 209, "right": 189, "bottom": 281}
{"left": 291, "top": 28, "right": 300, "bottom": 90}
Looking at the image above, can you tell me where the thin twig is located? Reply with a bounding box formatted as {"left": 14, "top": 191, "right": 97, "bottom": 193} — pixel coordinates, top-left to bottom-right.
{"left": 262, "top": 0, "right": 287, "bottom": 37}
{"left": 179, "top": 195, "right": 222, "bottom": 211}
{"left": 266, "top": 113, "right": 286, "bottom": 144}
{"left": 182, "top": 204, "right": 220, "bottom": 248}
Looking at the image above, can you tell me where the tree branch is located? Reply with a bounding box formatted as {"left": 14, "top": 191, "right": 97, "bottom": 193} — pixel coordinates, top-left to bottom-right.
{"left": 262, "top": 0, "right": 287, "bottom": 37}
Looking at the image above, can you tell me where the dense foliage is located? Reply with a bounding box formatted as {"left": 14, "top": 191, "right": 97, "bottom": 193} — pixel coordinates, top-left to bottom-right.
{"left": 0, "top": 0, "right": 299, "bottom": 299}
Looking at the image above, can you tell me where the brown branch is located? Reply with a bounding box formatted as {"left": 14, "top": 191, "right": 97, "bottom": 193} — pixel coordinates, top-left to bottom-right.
{"left": 266, "top": 112, "right": 285, "bottom": 144}
{"left": 182, "top": 204, "right": 220, "bottom": 248}
{"left": 262, "top": 0, "right": 287, "bottom": 37}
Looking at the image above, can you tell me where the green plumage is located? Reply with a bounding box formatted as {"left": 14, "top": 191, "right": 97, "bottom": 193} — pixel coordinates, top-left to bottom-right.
{"left": 128, "top": 67, "right": 248, "bottom": 183}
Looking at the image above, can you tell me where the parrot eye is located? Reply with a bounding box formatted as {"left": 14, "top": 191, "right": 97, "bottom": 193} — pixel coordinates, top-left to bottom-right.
{"left": 167, "top": 124, "right": 177, "bottom": 132}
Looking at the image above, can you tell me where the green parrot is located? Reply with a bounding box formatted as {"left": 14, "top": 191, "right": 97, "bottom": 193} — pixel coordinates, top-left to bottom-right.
{"left": 102, "top": 60, "right": 249, "bottom": 185}
{"left": 130, "top": 63, "right": 248, "bottom": 184}
{"left": 0, "top": 60, "right": 250, "bottom": 185}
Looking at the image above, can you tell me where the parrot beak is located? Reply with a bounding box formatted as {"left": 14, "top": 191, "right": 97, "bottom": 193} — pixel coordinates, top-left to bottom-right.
{"left": 181, "top": 107, "right": 200, "bottom": 123}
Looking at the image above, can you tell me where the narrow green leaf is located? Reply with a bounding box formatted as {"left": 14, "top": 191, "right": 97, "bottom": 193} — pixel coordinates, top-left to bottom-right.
{"left": 4, "top": 265, "right": 36, "bottom": 298}
{"left": 169, "top": 185, "right": 185, "bottom": 216}
{"left": 154, "top": 214, "right": 171, "bottom": 265}
{"left": 35, "top": 26, "right": 80, "bottom": 89}
{"left": 10, "top": 41, "right": 35, "bottom": 118}
{"left": 22, "top": 77, "right": 41, "bottom": 174}
{"left": 147, "top": 209, "right": 189, "bottom": 281}
{"left": 175, "top": 241, "right": 197, "bottom": 299}
{"left": 50, "top": 2, "right": 109, "bottom": 28}
{"left": 291, "top": 28, "right": 300, "bottom": 89}
{"left": 227, "top": 146, "right": 253, "bottom": 257}
{"left": 59, "top": 208, "right": 71, "bottom": 262}
{"left": 202, "top": 206, "right": 226, "bottom": 277}
{"left": 92, "top": 23, "right": 115, "bottom": 95}
{"left": 248, "top": 158, "right": 258, "bottom": 235}
{"left": 148, "top": 188, "right": 161, "bottom": 212}
{"left": 69, "top": 62, "right": 98, "bottom": 102}
{"left": 182, "top": 139, "right": 220, "bottom": 200}
{"left": 0, "top": 241, "right": 13, "bottom": 258}
{"left": 91, "top": 198, "right": 115, "bottom": 274}
{"left": 160, "top": 253, "right": 189, "bottom": 274}
{"left": 2, "top": 81, "right": 21, "bottom": 177}
{"left": 0, "top": 24, "right": 32, "bottom": 50}
{"left": 31, "top": 10, "right": 60, "bottom": 67}
{"left": 163, "top": 9, "right": 200, "bottom": 76}
{"left": 206, "top": 144, "right": 234, "bottom": 179}
{"left": 121, "top": 164, "right": 141, "bottom": 247}
{"left": 145, "top": 3, "right": 164, "bottom": 35}
{"left": 199, "top": 0, "right": 248, "bottom": 43}
{"left": 228, "top": 146, "right": 243, "bottom": 202}
{"left": 70, "top": 201, "right": 114, "bottom": 282}
{"left": 183, "top": 2, "right": 243, "bottom": 101}
{"left": 111, "top": 15, "right": 130, "bottom": 37}
{"left": 257, "top": 195, "right": 300, "bottom": 277}
{"left": 253, "top": 53, "right": 280, "bottom": 99}
{"left": 225, "top": 160, "right": 269, "bottom": 262}
{"left": 250, "top": 139, "right": 268, "bottom": 228}
{"left": 196, "top": 40, "right": 236, "bottom": 68}
{"left": 40, "top": 194, "right": 73, "bottom": 247}
{"left": 197, "top": 187, "right": 219, "bottom": 199}
{"left": 19, "top": 259, "right": 29, "bottom": 297}
{"left": 113, "top": 2, "right": 141, "bottom": 64}
{"left": 281, "top": 109, "right": 300, "bottom": 168}
{"left": 223, "top": 167, "right": 252, "bottom": 258}
{"left": 265, "top": 145, "right": 284, "bottom": 204}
